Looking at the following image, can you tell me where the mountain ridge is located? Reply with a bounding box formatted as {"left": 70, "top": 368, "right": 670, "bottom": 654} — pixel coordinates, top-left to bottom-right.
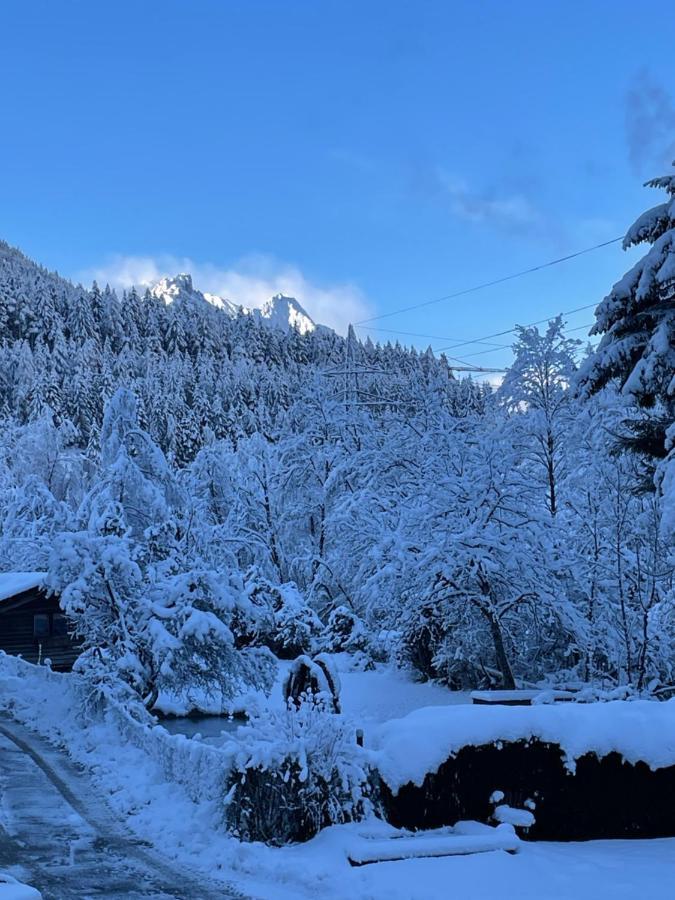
{"left": 150, "top": 273, "right": 318, "bottom": 335}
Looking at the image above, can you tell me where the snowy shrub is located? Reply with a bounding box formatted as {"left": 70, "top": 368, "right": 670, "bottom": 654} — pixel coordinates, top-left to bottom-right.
{"left": 150, "top": 569, "right": 278, "bottom": 701}
{"left": 71, "top": 647, "right": 150, "bottom": 722}
{"left": 322, "top": 605, "right": 369, "bottom": 654}
{"left": 398, "top": 600, "right": 449, "bottom": 683}
{"left": 243, "top": 576, "right": 323, "bottom": 658}
{"left": 224, "top": 699, "right": 375, "bottom": 845}
{"left": 272, "top": 588, "right": 323, "bottom": 657}
{"left": 367, "top": 629, "right": 400, "bottom": 664}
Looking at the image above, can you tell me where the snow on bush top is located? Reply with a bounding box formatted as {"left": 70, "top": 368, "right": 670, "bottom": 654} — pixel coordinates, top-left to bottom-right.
{"left": 372, "top": 700, "right": 675, "bottom": 792}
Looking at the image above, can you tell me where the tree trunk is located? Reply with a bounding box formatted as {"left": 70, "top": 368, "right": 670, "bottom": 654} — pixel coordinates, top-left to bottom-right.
{"left": 546, "top": 428, "right": 557, "bottom": 516}
{"left": 488, "top": 614, "right": 516, "bottom": 690}
{"left": 143, "top": 682, "right": 159, "bottom": 711}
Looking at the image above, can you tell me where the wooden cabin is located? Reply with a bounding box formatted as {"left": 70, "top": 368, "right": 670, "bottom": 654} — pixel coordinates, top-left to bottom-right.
{"left": 0, "top": 572, "right": 79, "bottom": 671}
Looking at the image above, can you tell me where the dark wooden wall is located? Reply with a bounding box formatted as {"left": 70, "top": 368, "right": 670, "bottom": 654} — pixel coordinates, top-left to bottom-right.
{"left": 0, "top": 588, "right": 79, "bottom": 671}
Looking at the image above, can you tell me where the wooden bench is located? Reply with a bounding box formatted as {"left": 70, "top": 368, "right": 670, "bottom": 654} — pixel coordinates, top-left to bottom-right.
{"left": 348, "top": 826, "right": 520, "bottom": 866}
{"left": 470, "top": 690, "right": 575, "bottom": 706}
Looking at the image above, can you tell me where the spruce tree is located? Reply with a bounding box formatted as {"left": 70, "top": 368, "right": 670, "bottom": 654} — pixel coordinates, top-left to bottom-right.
{"left": 578, "top": 164, "right": 675, "bottom": 459}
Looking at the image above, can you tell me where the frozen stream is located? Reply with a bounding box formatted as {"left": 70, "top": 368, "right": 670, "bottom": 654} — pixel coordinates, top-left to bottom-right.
{"left": 157, "top": 659, "right": 472, "bottom": 747}
{"left": 159, "top": 714, "right": 243, "bottom": 743}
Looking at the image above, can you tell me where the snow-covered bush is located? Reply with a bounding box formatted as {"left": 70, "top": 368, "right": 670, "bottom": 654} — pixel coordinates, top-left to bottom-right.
{"left": 224, "top": 700, "right": 375, "bottom": 845}
{"left": 271, "top": 584, "right": 323, "bottom": 658}
{"left": 242, "top": 576, "right": 323, "bottom": 658}
{"left": 322, "top": 605, "right": 369, "bottom": 654}
{"left": 398, "top": 598, "right": 451, "bottom": 683}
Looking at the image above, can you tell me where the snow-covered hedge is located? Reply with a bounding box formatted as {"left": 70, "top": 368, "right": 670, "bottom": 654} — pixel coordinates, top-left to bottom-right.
{"left": 372, "top": 699, "right": 675, "bottom": 792}
{"left": 104, "top": 695, "right": 231, "bottom": 804}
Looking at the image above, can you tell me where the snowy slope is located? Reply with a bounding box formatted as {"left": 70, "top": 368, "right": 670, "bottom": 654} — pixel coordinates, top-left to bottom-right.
{"left": 151, "top": 275, "right": 317, "bottom": 334}
{"left": 252, "top": 294, "right": 316, "bottom": 335}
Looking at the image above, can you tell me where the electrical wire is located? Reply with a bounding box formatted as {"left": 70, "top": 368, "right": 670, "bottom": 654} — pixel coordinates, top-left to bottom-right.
{"left": 354, "top": 236, "right": 622, "bottom": 326}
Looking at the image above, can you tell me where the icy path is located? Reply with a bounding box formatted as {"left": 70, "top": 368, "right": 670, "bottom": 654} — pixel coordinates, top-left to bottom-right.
{"left": 0, "top": 717, "right": 243, "bottom": 900}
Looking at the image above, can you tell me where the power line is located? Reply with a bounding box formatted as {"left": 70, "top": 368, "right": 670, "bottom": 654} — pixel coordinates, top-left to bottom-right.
{"left": 431, "top": 320, "right": 598, "bottom": 371}
{"left": 355, "top": 236, "right": 622, "bottom": 326}
{"left": 353, "top": 312, "right": 598, "bottom": 363}
{"left": 355, "top": 314, "right": 595, "bottom": 353}
{"left": 355, "top": 324, "right": 511, "bottom": 349}
{"left": 447, "top": 365, "right": 507, "bottom": 374}
{"left": 433, "top": 302, "right": 599, "bottom": 354}
{"left": 438, "top": 321, "right": 596, "bottom": 360}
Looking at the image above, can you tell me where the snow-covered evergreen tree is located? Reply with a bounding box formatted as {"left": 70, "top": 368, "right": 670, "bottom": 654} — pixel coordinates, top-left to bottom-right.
{"left": 578, "top": 164, "right": 675, "bottom": 460}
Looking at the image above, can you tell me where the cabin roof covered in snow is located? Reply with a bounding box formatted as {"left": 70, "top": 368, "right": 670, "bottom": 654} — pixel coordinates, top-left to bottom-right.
{"left": 0, "top": 572, "right": 46, "bottom": 604}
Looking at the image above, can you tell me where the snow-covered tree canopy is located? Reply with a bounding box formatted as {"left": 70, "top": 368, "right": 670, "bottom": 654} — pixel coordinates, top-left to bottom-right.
{"left": 1, "top": 236, "right": 675, "bottom": 698}
{"left": 0, "top": 240, "right": 476, "bottom": 465}
{"left": 578, "top": 166, "right": 675, "bottom": 412}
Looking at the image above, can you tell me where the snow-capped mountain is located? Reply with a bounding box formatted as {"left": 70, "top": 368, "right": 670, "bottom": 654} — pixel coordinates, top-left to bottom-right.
{"left": 149, "top": 274, "right": 242, "bottom": 316}
{"left": 251, "top": 294, "right": 316, "bottom": 335}
{"left": 150, "top": 274, "right": 317, "bottom": 334}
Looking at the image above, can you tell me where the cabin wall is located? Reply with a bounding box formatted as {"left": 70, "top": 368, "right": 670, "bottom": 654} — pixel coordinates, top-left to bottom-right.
{"left": 0, "top": 590, "right": 79, "bottom": 671}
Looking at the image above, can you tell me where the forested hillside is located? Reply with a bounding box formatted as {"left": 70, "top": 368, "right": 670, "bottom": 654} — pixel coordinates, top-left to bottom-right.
{"left": 0, "top": 240, "right": 472, "bottom": 464}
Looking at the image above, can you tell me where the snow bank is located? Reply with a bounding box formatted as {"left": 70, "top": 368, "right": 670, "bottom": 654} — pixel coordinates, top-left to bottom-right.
{"left": 0, "top": 572, "right": 45, "bottom": 603}
{"left": 372, "top": 700, "right": 675, "bottom": 791}
{"left": 0, "top": 652, "right": 231, "bottom": 805}
{"left": 0, "top": 873, "right": 42, "bottom": 900}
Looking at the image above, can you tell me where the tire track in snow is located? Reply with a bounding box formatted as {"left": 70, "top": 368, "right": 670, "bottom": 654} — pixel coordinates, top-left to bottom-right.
{"left": 0, "top": 717, "right": 246, "bottom": 899}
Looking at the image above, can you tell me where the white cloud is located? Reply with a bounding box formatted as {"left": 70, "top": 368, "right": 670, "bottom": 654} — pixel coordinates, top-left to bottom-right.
{"left": 625, "top": 70, "right": 675, "bottom": 175}
{"left": 76, "top": 253, "right": 372, "bottom": 335}
{"left": 436, "top": 171, "right": 545, "bottom": 233}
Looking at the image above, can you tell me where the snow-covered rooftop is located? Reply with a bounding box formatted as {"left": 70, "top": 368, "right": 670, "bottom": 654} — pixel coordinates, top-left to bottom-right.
{"left": 0, "top": 572, "right": 46, "bottom": 604}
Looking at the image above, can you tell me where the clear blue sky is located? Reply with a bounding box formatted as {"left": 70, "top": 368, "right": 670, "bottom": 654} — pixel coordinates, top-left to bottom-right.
{"left": 2, "top": 1, "right": 674, "bottom": 364}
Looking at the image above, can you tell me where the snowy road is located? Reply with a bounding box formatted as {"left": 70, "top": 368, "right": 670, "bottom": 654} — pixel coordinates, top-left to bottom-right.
{"left": 0, "top": 717, "right": 244, "bottom": 899}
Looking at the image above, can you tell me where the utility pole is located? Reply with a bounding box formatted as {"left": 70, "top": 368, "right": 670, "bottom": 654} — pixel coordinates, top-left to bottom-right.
{"left": 321, "top": 323, "right": 388, "bottom": 411}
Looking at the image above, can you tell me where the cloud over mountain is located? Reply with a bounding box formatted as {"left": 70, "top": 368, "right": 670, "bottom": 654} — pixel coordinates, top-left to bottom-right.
{"left": 77, "top": 253, "right": 372, "bottom": 335}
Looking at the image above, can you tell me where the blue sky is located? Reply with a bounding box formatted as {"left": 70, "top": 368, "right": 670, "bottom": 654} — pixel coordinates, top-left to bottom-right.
{"left": 2, "top": 1, "right": 674, "bottom": 365}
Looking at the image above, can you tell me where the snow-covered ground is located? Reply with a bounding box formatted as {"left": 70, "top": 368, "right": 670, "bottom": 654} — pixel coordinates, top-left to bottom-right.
{"left": 0, "top": 722, "right": 233, "bottom": 899}
{"left": 0, "top": 873, "right": 41, "bottom": 900}
{"left": 323, "top": 657, "right": 472, "bottom": 722}
{"left": 307, "top": 828, "right": 675, "bottom": 900}
{"left": 3, "top": 655, "right": 675, "bottom": 900}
